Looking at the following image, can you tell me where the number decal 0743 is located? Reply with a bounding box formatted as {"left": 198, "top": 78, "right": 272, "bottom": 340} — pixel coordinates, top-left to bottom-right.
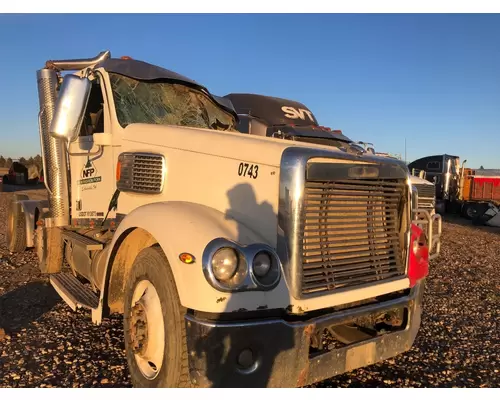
{"left": 238, "top": 162, "right": 259, "bottom": 179}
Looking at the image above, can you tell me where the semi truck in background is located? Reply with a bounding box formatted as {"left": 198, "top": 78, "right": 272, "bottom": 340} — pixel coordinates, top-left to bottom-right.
{"left": 6, "top": 51, "right": 440, "bottom": 388}
{"left": 408, "top": 154, "right": 500, "bottom": 222}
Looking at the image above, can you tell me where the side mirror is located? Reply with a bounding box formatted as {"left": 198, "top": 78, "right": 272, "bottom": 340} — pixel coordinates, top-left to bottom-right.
{"left": 50, "top": 74, "right": 91, "bottom": 143}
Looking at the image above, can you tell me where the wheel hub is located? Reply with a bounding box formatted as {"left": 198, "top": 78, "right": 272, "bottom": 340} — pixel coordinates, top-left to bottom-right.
{"left": 130, "top": 302, "right": 149, "bottom": 356}
{"left": 129, "top": 280, "right": 165, "bottom": 380}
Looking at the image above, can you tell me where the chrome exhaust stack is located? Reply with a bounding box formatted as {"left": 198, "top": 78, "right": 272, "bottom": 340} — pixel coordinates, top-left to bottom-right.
{"left": 36, "top": 50, "right": 111, "bottom": 226}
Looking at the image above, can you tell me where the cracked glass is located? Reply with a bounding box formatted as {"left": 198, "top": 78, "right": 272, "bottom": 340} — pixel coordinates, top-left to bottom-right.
{"left": 109, "top": 73, "right": 236, "bottom": 131}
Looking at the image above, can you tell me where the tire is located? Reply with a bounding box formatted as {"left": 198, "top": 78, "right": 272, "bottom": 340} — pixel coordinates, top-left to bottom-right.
{"left": 6, "top": 194, "right": 29, "bottom": 253}
{"left": 2, "top": 175, "right": 8, "bottom": 184}
{"left": 123, "top": 246, "right": 192, "bottom": 388}
{"left": 463, "top": 202, "right": 488, "bottom": 220}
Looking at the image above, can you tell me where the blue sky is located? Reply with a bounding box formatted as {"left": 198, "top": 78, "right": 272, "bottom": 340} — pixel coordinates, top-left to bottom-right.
{"left": 0, "top": 13, "right": 499, "bottom": 168}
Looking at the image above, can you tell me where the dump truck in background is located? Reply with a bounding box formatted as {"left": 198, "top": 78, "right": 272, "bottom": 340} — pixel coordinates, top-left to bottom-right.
{"left": 6, "top": 51, "right": 440, "bottom": 388}
{"left": 408, "top": 154, "right": 500, "bottom": 220}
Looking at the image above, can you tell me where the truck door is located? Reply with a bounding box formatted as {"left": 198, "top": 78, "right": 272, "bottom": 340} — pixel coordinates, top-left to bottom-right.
{"left": 68, "top": 77, "right": 116, "bottom": 226}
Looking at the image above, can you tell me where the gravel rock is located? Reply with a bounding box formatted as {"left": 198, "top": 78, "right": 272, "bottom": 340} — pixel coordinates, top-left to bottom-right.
{"left": 1, "top": 187, "right": 499, "bottom": 387}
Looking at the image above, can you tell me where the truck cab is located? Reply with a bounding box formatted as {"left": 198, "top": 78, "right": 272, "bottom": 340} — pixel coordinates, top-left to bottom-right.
{"left": 7, "top": 52, "right": 439, "bottom": 388}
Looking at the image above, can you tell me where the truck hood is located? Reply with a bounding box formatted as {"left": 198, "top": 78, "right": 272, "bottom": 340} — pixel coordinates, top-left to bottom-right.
{"left": 409, "top": 175, "right": 434, "bottom": 186}
{"left": 121, "top": 123, "right": 404, "bottom": 168}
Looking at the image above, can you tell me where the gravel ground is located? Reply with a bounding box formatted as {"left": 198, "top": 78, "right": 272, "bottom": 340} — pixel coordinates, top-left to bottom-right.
{"left": 0, "top": 186, "right": 499, "bottom": 388}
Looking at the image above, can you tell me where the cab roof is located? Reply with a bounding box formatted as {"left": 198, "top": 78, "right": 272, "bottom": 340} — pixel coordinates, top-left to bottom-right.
{"left": 95, "top": 58, "right": 236, "bottom": 116}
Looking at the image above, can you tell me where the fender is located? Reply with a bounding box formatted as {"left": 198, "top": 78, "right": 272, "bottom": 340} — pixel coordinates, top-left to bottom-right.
{"left": 97, "top": 201, "right": 290, "bottom": 321}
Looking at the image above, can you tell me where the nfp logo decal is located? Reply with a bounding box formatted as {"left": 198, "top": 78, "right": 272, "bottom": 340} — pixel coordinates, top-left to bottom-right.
{"left": 82, "top": 159, "right": 96, "bottom": 179}
{"left": 78, "top": 159, "right": 102, "bottom": 185}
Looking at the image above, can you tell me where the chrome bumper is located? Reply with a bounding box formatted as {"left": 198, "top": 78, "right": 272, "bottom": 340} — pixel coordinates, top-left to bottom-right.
{"left": 185, "top": 281, "right": 424, "bottom": 388}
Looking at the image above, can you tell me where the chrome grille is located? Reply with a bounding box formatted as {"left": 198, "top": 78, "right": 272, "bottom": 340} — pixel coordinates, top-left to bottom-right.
{"left": 301, "top": 179, "right": 406, "bottom": 296}
{"left": 117, "top": 153, "right": 165, "bottom": 194}
{"left": 413, "top": 183, "right": 435, "bottom": 199}
{"left": 412, "top": 183, "right": 435, "bottom": 210}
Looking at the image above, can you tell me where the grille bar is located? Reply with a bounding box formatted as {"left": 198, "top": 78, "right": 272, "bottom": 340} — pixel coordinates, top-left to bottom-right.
{"left": 301, "top": 177, "right": 406, "bottom": 296}
{"left": 303, "top": 271, "right": 400, "bottom": 291}
{"left": 304, "top": 260, "right": 396, "bottom": 276}
{"left": 303, "top": 232, "right": 400, "bottom": 242}
{"left": 303, "top": 239, "right": 400, "bottom": 254}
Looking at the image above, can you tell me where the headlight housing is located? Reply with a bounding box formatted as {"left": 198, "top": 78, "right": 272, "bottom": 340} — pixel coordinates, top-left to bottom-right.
{"left": 202, "top": 238, "right": 281, "bottom": 292}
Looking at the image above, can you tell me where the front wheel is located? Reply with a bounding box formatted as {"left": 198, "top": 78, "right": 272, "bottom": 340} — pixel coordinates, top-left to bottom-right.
{"left": 123, "top": 246, "right": 192, "bottom": 388}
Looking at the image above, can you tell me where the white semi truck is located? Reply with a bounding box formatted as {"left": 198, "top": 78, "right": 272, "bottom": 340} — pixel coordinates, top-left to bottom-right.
{"left": 7, "top": 52, "right": 440, "bottom": 388}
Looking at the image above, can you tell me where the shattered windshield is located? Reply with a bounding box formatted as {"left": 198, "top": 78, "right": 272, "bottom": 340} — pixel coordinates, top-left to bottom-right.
{"left": 109, "top": 73, "right": 237, "bottom": 131}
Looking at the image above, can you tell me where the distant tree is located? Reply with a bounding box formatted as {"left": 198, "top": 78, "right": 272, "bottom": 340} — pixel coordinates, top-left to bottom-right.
{"left": 27, "top": 156, "right": 35, "bottom": 166}
{"left": 479, "top": 165, "right": 485, "bottom": 170}
{"left": 0, "top": 156, "right": 5, "bottom": 168}
{"left": 6, "top": 157, "right": 12, "bottom": 168}
{"left": 19, "top": 157, "right": 27, "bottom": 165}
{"left": 34, "top": 154, "right": 42, "bottom": 170}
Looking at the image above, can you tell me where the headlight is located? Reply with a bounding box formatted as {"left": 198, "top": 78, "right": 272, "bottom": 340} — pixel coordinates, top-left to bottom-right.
{"left": 203, "top": 238, "right": 281, "bottom": 292}
{"left": 252, "top": 252, "right": 271, "bottom": 277}
{"left": 210, "top": 246, "right": 247, "bottom": 288}
{"left": 251, "top": 250, "right": 280, "bottom": 287}
{"left": 212, "top": 247, "right": 238, "bottom": 281}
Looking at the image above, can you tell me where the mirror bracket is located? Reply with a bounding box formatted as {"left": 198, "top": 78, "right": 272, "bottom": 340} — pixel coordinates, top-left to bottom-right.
{"left": 93, "top": 132, "right": 113, "bottom": 146}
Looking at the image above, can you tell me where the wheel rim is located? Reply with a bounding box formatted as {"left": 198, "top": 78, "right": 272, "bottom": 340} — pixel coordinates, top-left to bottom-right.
{"left": 466, "top": 207, "right": 477, "bottom": 218}
{"left": 129, "top": 280, "right": 165, "bottom": 380}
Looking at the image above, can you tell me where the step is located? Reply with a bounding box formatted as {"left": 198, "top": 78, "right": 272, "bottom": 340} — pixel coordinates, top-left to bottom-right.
{"left": 62, "top": 230, "right": 104, "bottom": 251}
{"left": 50, "top": 273, "right": 99, "bottom": 311}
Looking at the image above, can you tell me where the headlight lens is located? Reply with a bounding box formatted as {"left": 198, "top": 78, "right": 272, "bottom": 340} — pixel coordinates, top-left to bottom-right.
{"left": 212, "top": 247, "right": 239, "bottom": 281}
{"left": 252, "top": 251, "right": 280, "bottom": 287}
{"left": 253, "top": 252, "right": 272, "bottom": 277}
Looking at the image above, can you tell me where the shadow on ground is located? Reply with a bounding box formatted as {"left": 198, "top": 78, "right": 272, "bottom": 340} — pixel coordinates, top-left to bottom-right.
{"left": 0, "top": 281, "right": 61, "bottom": 334}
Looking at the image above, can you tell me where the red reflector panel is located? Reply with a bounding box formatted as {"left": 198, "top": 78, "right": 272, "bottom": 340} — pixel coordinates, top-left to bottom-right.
{"left": 408, "top": 223, "right": 429, "bottom": 287}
